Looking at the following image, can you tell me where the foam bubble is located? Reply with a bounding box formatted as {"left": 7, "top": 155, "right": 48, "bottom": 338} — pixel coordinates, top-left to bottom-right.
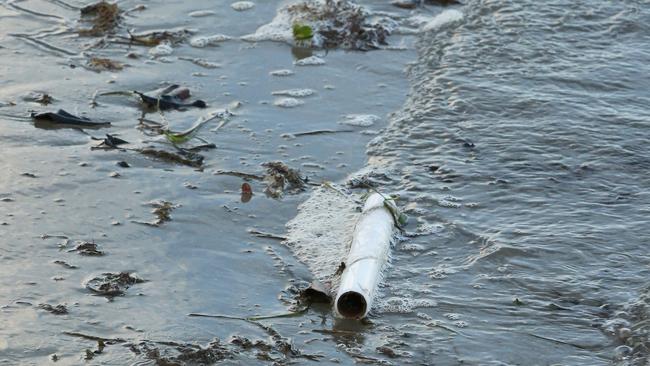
{"left": 378, "top": 296, "right": 437, "bottom": 314}
{"left": 422, "top": 9, "right": 463, "bottom": 31}
{"left": 284, "top": 186, "right": 360, "bottom": 289}
{"left": 231, "top": 1, "right": 255, "bottom": 11}
{"left": 189, "top": 10, "right": 216, "bottom": 17}
{"left": 148, "top": 43, "right": 173, "bottom": 57}
{"left": 190, "top": 34, "right": 232, "bottom": 48}
{"left": 273, "top": 98, "right": 304, "bottom": 108}
{"left": 269, "top": 69, "right": 294, "bottom": 77}
{"left": 340, "top": 114, "right": 380, "bottom": 127}
{"left": 294, "top": 56, "right": 326, "bottom": 66}
{"left": 272, "top": 89, "right": 315, "bottom": 98}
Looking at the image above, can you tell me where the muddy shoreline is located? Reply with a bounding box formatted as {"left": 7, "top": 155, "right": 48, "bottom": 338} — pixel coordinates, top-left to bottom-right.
{"left": 0, "top": 0, "right": 430, "bottom": 364}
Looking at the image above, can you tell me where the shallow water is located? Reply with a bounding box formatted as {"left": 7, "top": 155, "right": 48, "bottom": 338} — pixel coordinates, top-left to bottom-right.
{"left": 359, "top": 1, "right": 650, "bottom": 364}
{"left": 1, "top": 0, "right": 650, "bottom": 365}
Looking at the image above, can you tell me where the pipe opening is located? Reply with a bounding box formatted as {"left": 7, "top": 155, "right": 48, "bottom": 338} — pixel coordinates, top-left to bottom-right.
{"left": 336, "top": 291, "right": 367, "bottom": 319}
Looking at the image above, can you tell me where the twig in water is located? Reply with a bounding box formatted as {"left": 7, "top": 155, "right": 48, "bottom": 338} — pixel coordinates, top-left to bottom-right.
{"left": 293, "top": 129, "right": 354, "bottom": 137}
{"left": 247, "top": 228, "right": 287, "bottom": 241}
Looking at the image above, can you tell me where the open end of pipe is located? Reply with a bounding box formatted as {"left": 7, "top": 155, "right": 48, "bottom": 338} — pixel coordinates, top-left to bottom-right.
{"left": 336, "top": 291, "right": 367, "bottom": 319}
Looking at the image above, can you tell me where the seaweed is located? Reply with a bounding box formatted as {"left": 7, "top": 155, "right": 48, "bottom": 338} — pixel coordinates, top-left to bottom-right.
{"left": 162, "top": 109, "right": 230, "bottom": 145}
{"left": 287, "top": 0, "right": 391, "bottom": 50}
{"left": 79, "top": 1, "right": 121, "bottom": 36}
{"left": 262, "top": 161, "right": 306, "bottom": 198}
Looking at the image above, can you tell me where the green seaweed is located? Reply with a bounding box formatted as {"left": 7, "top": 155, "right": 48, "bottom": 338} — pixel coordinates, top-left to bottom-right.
{"left": 292, "top": 23, "right": 314, "bottom": 41}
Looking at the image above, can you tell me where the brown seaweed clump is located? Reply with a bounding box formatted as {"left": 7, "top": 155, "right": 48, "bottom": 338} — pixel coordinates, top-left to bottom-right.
{"left": 130, "top": 339, "right": 231, "bottom": 365}
{"left": 87, "top": 57, "right": 123, "bottom": 72}
{"left": 79, "top": 1, "right": 121, "bottom": 36}
{"left": 262, "top": 161, "right": 306, "bottom": 198}
{"left": 288, "top": 0, "right": 391, "bottom": 50}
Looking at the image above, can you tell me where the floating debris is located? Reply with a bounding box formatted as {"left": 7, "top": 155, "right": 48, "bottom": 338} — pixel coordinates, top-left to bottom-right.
{"left": 92, "top": 134, "right": 129, "bottom": 149}
{"left": 53, "top": 260, "right": 78, "bottom": 269}
{"left": 241, "top": 182, "right": 253, "bottom": 203}
{"left": 31, "top": 109, "right": 111, "bottom": 127}
{"left": 79, "top": 1, "right": 121, "bottom": 36}
{"left": 248, "top": 228, "right": 287, "bottom": 241}
{"left": 87, "top": 57, "right": 123, "bottom": 72}
{"left": 293, "top": 129, "right": 354, "bottom": 136}
{"left": 22, "top": 91, "right": 53, "bottom": 105}
{"left": 85, "top": 272, "right": 145, "bottom": 297}
{"left": 231, "top": 1, "right": 255, "bottom": 11}
{"left": 69, "top": 241, "right": 104, "bottom": 256}
{"left": 39, "top": 303, "right": 68, "bottom": 315}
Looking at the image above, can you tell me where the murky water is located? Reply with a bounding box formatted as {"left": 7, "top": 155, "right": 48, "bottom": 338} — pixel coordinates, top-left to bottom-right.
{"left": 1, "top": 0, "right": 649, "bottom": 365}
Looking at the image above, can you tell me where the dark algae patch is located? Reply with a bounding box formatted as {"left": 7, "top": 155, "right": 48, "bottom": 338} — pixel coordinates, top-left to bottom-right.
{"left": 85, "top": 272, "right": 145, "bottom": 297}
{"left": 70, "top": 241, "right": 104, "bottom": 256}
{"left": 131, "top": 339, "right": 231, "bottom": 365}
{"left": 38, "top": 303, "right": 68, "bottom": 315}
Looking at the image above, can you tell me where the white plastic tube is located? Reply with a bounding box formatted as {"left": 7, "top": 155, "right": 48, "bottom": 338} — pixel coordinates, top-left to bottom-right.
{"left": 335, "top": 193, "right": 395, "bottom": 319}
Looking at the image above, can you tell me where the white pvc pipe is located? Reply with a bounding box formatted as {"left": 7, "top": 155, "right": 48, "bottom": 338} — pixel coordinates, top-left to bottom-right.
{"left": 335, "top": 193, "right": 395, "bottom": 319}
